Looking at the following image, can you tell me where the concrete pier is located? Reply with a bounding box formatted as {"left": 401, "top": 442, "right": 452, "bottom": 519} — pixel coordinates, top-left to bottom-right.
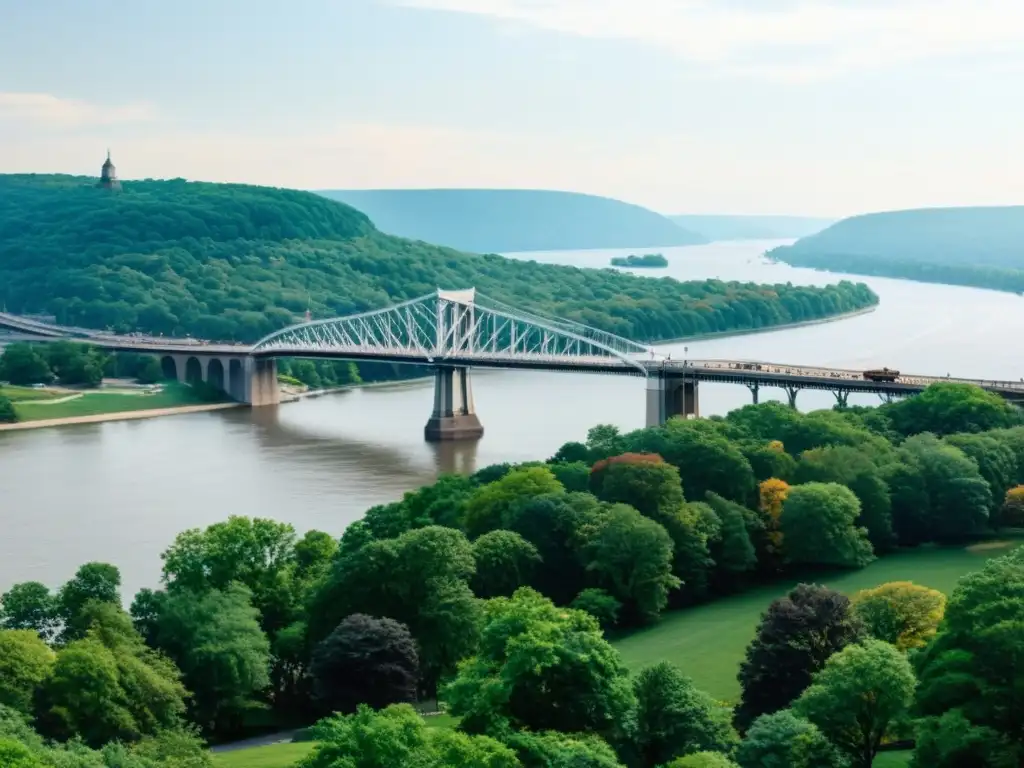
{"left": 424, "top": 366, "right": 483, "bottom": 441}
{"left": 646, "top": 373, "right": 699, "bottom": 427}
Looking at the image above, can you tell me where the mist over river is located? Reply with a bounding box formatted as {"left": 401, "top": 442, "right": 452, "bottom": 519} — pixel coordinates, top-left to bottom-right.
{"left": 4, "top": 239, "right": 1024, "bottom": 597}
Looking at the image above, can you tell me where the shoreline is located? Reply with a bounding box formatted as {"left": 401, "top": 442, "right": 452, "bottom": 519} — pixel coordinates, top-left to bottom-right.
{"left": 0, "top": 305, "right": 877, "bottom": 432}
{"left": 0, "top": 402, "right": 242, "bottom": 432}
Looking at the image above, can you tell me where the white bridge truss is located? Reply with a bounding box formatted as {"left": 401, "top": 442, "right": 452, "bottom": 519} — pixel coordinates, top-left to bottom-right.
{"left": 252, "top": 288, "right": 652, "bottom": 372}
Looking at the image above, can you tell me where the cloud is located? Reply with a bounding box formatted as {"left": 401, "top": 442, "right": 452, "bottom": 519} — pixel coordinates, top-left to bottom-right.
{"left": 0, "top": 93, "right": 155, "bottom": 127}
{"left": 391, "top": 0, "right": 1024, "bottom": 80}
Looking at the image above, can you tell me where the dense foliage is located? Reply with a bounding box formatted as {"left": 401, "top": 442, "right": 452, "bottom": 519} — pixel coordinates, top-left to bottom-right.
{"left": 768, "top": 205, "right": 1024, "bottom": 292}
{"left": 0, "top": 175, "right": 877, "bottom": 344}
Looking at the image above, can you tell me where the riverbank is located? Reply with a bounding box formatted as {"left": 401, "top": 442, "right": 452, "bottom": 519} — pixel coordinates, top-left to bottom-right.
{"left": 650, "top": 304, "right": 877, "bottom": 347}
{"left": 0, "top": 401, "right": 242, "bottom": 432}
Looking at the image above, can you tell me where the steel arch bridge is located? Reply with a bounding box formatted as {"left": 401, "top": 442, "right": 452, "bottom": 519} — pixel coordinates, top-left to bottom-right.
{"left": 251, "top": 288, "right": 653, "bottom": 374}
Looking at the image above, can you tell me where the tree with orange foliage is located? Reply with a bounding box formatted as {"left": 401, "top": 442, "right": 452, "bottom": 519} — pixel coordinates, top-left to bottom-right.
{"left": 758, "top": 478, "right": 790, "bottom": 561}
{"left": 1000, "top": 485, "right": 1024, "bottom": 527}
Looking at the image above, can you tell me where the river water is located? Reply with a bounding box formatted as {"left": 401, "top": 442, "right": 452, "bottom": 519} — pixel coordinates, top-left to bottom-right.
{"left": 3, "top": 239, "right": 1024, "bottom": 597}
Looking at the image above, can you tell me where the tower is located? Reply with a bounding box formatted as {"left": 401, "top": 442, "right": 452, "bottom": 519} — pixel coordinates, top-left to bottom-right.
{"left": 98, "top": 150, "right": 121, "bottom": 191}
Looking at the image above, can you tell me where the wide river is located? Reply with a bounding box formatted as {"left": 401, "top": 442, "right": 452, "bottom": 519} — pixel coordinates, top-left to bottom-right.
{"left": 4, "top": 239, "right": 1024, "bottom": 597}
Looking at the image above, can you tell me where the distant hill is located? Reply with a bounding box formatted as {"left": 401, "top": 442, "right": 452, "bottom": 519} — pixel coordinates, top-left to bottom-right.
{"left": 769, "top": 206, "right": 1024, "bottom": 294}
{"left": 670, "top": 215, "right": 834, "bottom": 241}
{"left": 318, "top": 189, "right": 706, "bottom": 253}
{"left": 0, "top": 174, "right": 877, "bottom": 345}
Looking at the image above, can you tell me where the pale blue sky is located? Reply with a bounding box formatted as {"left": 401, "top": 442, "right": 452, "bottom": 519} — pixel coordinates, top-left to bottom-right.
{"left": 2, "top": 0, "right": 1022, "bottom": 215}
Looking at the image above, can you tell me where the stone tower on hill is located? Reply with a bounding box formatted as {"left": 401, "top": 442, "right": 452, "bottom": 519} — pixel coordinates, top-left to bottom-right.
{"left": 98, "top": 150, "right": 121, "bottom": 191}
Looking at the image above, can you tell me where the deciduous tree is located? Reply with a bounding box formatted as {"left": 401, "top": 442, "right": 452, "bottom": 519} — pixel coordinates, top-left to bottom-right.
{"left": 471, "top": 530, "right": 542, "bottom": 599}
{"left": 780, "top": 483, "right": 874, "bottom": 568}
{"left": 0, "top": 630, "right": 54, "bottom": 715}
{"left": 56, "top": 562, "right": 122, "bottom": 643}
{"left": 0, "top": 582, "right": 58, "bottom": 641}
{"left": 735, "top": 710, "right": 845, "bottom": 768}
{"left": 851, "top": 581, "right": 945, "bottom": 650}
{"left": 464, "top": 466, "right": 564, "bottom": 537}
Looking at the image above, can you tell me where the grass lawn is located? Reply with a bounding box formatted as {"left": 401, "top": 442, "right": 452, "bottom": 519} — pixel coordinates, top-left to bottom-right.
{"left": 0, "top": 384, "right": 63, "bottom": 402}
{"left": 612, "top": 541, "right": 1022, "bottom": 702}
{"left": 874, "top": 750, "right": 913, "bottom": 766}
{"left": 12, "top": 383, "right": 226, "bottom": 421}
{"left": 212, "top": 741, "right": 314, "bottom": 768}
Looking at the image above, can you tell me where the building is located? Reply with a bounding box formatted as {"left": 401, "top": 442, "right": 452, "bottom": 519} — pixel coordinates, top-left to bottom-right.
{"left": 98, "top": 150, "right": 121, "bottom": 191}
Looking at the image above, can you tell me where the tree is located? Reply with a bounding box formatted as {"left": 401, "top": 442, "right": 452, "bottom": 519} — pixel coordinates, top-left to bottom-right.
{"left": 945, "top": 432, "right": 1017, "bottom": 516}
{"left": 445, "top": 588, "right": 635, "bottom": 741}
{"left": 780, "top": 483, "right": 874, "bottom": 568}
{"left": 913, "top": 547, "right": 1024, "bottom": 762}
{"left": 885, "top": 382, "right": 1020, "bottom": 437}
{"left": 548, "top": 461, "right": 590, "bottom": 493}
{"left": 0, "top": 344, "right": 53, "bottom": 386}
{"left": 464, "top": 466, "right": 564, "bottom": 537}
{"left": 0, "top": 630, "right": 54, "bottom": 715}
{"left": 757, "top": 478, "right": 789, "bottom": 566}
{"left": 471, "top": 530, "right": 542, "bottom": 599}
{"left": 882, "top": 462, "right": 932, "bottom": 546}
{"left": 704, "top": 493, "right": 757, "bottom": 590}
{"left": 589, "top": 453, "right": 684, "bottom": 518}
{"left": 1000, "top": 485, "right": 1024, "bottom": 527}
{"left": 633, "top": 661, "right": 737, "bottom": 767}
{"left": 0, "top": 396, "right": 15, "bottom": 423}
{"left": 302, "top": 704, "right": 518, "bottom": 768}
{"left": 851, "top": 581, "right": 945, "bottom": 650}
{"left": 793, "top": 639, "right": 916, "bottom": 768}
{"left": 736, "top": 710, "right": 846, "bottom": 768}
{"left": 56, "top": 562, "right": 122, "bottom": 642}
{"left": 734, "top": 584, "right": 863, "bottom": 732}
{"left": 0, "top": 582, "right": 58, "bottom": 641}
{"left": 147, "top": 584, "right": 270, "bottom": 738}
{"left": 504, "top": 729, "right": 623, "bottom": 768}
{"left": 570, "top": 589, "right": 621, "bottom": 631}
{"left": 583, "top": 504, "right": 680, "bottom": 624}
{"left": 310, "top": 614, "right": 419, "bottom": 715}
{"left": 795, "top": 445, "right": 894, "bottom": 551}
{"left": 666, "top": 754, "right": 739, "bottom": 768}
{"left": 911, "top": 709, "right": 1018, "bottom": 768}
{"left": 741, "top": 440, "right": 797, "bottom": 484}
{"left": 0, "top": 739, "right": 41, "bottom": 768}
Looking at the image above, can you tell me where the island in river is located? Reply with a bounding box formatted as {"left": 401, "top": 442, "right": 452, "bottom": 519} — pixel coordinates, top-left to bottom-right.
{"left": 611, "top": 253, "right": 669, "bottom": 268}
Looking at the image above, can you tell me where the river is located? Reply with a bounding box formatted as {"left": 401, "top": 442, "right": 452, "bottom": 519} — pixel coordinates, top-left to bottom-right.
{"left": 3, "top": 238, "right": 1023, "bottom": 598}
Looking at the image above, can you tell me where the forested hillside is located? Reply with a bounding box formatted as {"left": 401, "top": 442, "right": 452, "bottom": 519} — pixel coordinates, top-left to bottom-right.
{"left": 770, "top": 206, "right": 1024, "bottom": 292}
{"left": 319, "top": 188, "right": 706, "bottom": 252}
{"left": 671, "top": 215, "right": 834, "bottom": 241}
{"left": 0, "top": 175, "right": 877, "bottom": 343}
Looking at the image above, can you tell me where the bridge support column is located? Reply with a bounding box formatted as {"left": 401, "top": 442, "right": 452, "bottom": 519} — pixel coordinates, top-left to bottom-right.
{"left": 785, "top": 385, "right": 800, "bottom": 409}
{"left": 246, "top": 358, "right": 281, "bottom": 407}
{"left": 425, "top": 366, "right": 483, "bottom": 441}
{"left": 747, "top": 381, "right": 760, "bottom": 405}
{"left": 646, "top": 374, "right": 699, "bottom": 427}
{"left": 833, "top": 389, "right": 849, "bottom": 409}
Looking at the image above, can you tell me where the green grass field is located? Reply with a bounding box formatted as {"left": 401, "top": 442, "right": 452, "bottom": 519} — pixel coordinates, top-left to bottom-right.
{"left": 611, "top": 541, "right": 1021, "bottom": 702}
{"left": 874, "top": 751, "right": 912, "bottom": 767}
{"left": 0, "top": 384, "right": 63, "bottom": 402}
{"left": 212, "top": 741, "right": 314, "bottom": 768}
{"left": 12, "top": 383, "right": 226, "bottom": 421}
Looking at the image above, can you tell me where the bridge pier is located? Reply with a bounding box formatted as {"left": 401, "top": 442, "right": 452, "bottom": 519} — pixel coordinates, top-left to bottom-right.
{"left": 424, "top": 366, "right": 483, "bottom": 441}
{"left": 246, "top": 358, "right": 281, "bottom": 407}
{"left": 746, "top": 381, "right": 760, "bottom": 404}
{"left": 833, "top": 389, "right": 850, "bottom": 409}
{"left": 785, "top": 385, "right": 800, "bottom": 409}
{"left": 646, "top": 374, "right": 699, "bottom": 427}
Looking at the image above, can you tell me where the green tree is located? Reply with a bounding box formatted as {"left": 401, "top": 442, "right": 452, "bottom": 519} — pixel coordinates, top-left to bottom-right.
{"left": 704, "top": 493, "right": 757, "bottom": 590}
{"left": 300, "top": 704, "right": 518, "bottom": 768}
{"left": 589, "top": 454, "right": 685, "bottom": 518}
{"left": 310, "top": 614, "right": 419, "bottom": 715}
{"left": 471, "top": 530, "right": 542, "bottom": 599}
{"left": 0, "top": 630, "right": 54, "bottom": 715}
{"left": 851, "top": 581, "right": 945, "bottom": 650}
{"left": 911, "top": 709, "right": 1017, "bottom": 768}
{"left": 504, "top": 729, "right": 622, "bottom": 768}
{"left": 445, "top": 588, "right": 635, "bottom": 742}
{"left": 793, "top": 639, "right": 916, "bottom": 768}
{"left": 633, "top": 661, "right": 737, "bottom": 767}
{"left": 913, "top": 547, "right": 1024, "bottom": 762}
{"left": 945, "top": 432, "right": 1017, "bottom": 516}
{"left": 570, "top": 588, "right": 621, "bottom": 631}
{"left": 0, "top": 582, "right": 58, "bottom": 640}
{"left": 0, "top": 344, "right": 53, "bottom": 386}
{"left": 56, "top": 562, "right": 122, "bottom": 642}
{"left": 881, "top": 462, "right": 932, "bottom": 546}
{"left": 0, "top": 395, "right": 15, "bottom": 423}
{"left": 736, "top": 710, "right": 846, "bottom": 768}
{"left": 548, "top": 461, "right": 591, "bottom": 493}
{"left": 779, "top": 483, "right": 874, "bottom": 568}
{"left": 885, "top": 382, "right": 1020, "bottom": 437}
{"left": 735, "top": 584, "right": 863, "bottom": 732}
{"left": 0, "top": 738, "right": 41, "bottom": 768}
{"left": 464, "top": 466, "right": 564, "bottom": 537}
{"left": 583, "top": 504, "right": 680, "bottom": 624}
{"left": 147, "top": 584, "right": 270, "bottom": 738}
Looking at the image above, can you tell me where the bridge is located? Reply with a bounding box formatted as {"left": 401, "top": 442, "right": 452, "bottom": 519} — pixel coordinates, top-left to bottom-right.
{"left": 3, "top": 289, "right": 1023, "bottom": 441}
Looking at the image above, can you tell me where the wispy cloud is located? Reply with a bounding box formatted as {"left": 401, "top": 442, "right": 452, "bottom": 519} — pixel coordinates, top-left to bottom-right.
{"left": 392, "top": 0, "right": 1024, "bottom": 80}
{"left": 0, "top": 93, "right": 155, "bottom": 127}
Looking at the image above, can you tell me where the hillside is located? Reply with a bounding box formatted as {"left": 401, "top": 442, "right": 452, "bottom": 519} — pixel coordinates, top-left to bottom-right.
{"left": 769, "top": 206, "right": 1024, "bottom": 293}
{"left": 318, "top": 188, "right": 706, "bottom": 252}
{"left": 0, "top": 175, "right": 877, "bottom": 344}
{"left": 671, "top": 214, "right": 834, "bottom": 241}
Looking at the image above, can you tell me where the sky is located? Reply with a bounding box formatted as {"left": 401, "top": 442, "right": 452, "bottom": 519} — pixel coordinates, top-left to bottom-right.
{"left": 2, "top": 0, "right": 1023, "bottom": 216}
